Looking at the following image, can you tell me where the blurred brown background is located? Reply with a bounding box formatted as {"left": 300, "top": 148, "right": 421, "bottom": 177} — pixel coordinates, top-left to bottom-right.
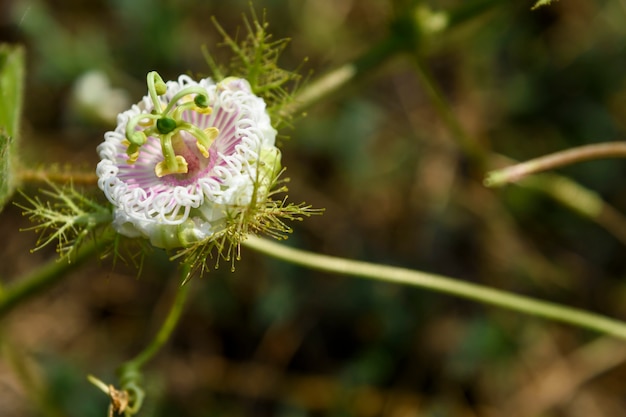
{"left": 3, "top": 0, "right": 626, "bottom": 416}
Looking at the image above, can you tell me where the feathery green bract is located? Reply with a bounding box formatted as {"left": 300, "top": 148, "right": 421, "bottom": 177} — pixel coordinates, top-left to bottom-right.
{"left": 0, "top": 44, "right": 24, "bottom": 212}
{"left": 173, "top": 173, "right": 323, "bottom": 281}
{"left": 203, "top": 9, "right": 306, "bottom": 130}
{"left": 16, "top": 183, "right": 113, "bottom": 262}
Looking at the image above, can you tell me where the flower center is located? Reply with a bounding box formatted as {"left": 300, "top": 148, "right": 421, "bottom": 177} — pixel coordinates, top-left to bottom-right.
{"left": 123, "top": 71, "right": 219, "bottom": 178}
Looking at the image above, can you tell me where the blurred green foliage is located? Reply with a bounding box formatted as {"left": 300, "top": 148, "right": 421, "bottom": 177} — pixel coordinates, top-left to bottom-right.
{"left": 0, "top": 44, "right": 23, "bottom": 211}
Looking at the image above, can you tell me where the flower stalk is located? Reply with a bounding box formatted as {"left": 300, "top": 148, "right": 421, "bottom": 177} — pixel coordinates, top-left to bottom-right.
{"left": 89, "top": 266, "right": 192, "bottom": 417}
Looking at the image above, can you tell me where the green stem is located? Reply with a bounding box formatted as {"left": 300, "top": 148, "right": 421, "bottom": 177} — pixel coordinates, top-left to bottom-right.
{"left": 412, "top": 56, "right": 487, "bottom": 169}
{"left": 243, "top": 235, "right": 626, "bottom": 340}
{"left": 284, "top": 0, "right": 501, "bottom": 118}
{"left": 485, "top": 142, "right": 626, "bottom": 187}
{"left": 516, "top": 172, "right": 626, "bottom": 247}
{"left": 125, "top": 274, "right": 191, "bottom": 369}
{"left": 117, "top": 266, "right": 192, "bottom": 415}
{"left": 283, "top": 35, "right": 407, "bottom": 118}
{"left": 17, "top": 167, "right": 99, "bottom": 186}
{"left": 0, "top": 235, "right": 109, "bottom": 319}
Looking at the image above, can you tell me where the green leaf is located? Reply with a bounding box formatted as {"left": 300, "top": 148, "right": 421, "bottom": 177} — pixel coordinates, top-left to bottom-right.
{"left": 0, "top": 44, "right": 25, "bottom": 211}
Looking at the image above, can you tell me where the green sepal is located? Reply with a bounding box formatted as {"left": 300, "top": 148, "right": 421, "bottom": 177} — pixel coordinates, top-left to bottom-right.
{"left": 0, "top": 44, "right": 25, "bottom": 212}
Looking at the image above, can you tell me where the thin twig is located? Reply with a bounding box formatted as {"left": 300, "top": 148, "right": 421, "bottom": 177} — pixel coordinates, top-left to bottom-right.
{"left": 18, "top": 167, "right": 99, "bottom": 186}
{"left": 485, "top": 142, "right": 626, "bottom": 187}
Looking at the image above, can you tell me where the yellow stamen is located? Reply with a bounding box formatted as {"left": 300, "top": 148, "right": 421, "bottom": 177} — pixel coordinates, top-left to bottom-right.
{"left": 196, "top": 127, "right": 219, "bottom": 158}
{"left": 195, "top": 106, "right": 213, "bottom": 115}
{"left": 155, "top": 156, "right": 189, "bottom": 178}
{"left": 122, "top": 140, "right": 140, "bottom": 164}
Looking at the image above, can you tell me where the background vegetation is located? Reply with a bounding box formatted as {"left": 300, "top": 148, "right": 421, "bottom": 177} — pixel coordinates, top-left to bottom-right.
{"left": 2, "top": 0, "right": 626, "bottom": 416}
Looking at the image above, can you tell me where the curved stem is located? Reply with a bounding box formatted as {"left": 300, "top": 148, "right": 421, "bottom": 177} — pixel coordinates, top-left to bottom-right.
{"left": 17, "top": 167, "right": 99, "bottom": 186}
{"left": 412, "top": 56, "right": 487, "bottom": 170}
{"left": 280, "top": 1, "right": 502, "bottom": 120}
{"left": 123, "top": 272, "right": 191, "bottom": 370}
{"left": 116, "top": 266, "right": 192, "bottom": 415}
{"left": 243, "top": 235, "right": 626, "bottom": 340}
{"left": 282, "top": 35, "right": 407, "bottom": 118}
{"left": 485, "top": 142, "right": 626, "bottom": 187}
{"left": 509, "top": 171, "right": 626, "bottom": 247}
{"left": 0, "top": 234, "right": 110, "bottom": 319}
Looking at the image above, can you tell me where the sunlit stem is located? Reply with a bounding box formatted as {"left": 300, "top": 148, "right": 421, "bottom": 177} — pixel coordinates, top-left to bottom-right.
{"left": 87, "top": 375, "right": 110, "bottom": 394}
{"left": 485, "top": 142, "right": 626, "bottom": 187}
{"left": 17, "top": 166, "right": 99, "bottom": 186}
{"left": 116, "top": 267, "right": 192, "bottom": 415}
{"left": 161, "top": 86, "right": 210, "bottom": 118}
{"left": 243, "top": 236, "right": 626, "bottom": 340}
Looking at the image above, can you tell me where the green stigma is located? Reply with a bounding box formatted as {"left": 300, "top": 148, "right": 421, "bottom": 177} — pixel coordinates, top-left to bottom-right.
{"left": 156, "top": 117, "right": 177, "bottom": 134}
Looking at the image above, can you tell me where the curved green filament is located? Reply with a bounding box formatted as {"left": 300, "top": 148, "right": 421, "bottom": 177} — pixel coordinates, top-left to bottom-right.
{"left": 155, "top": 133, "right": 188, "bottom": 177}
{"left": 161, "top": 86, "right": 210, "bottom": 117}
{"left": 125, "top": 113, "right": 159, "bottom": 145}
{"left": 146, "top": 71, "right": 166, "bottom": 111}
{"left": 177, "top": 122, "right": 218, "bottom": 158}
{"left": 126, "top": 143, "right": 140, "bottom": 163}
{"left": 172, "top": 100, "right": 203, "bottom": 120}
{"left": 160, "top": 133, "right": 176, "bottom": 165}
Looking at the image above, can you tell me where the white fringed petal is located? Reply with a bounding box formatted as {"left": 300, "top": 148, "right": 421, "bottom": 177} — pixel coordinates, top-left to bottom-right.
{"left": 96, "top": 76, "right": 279, "bottom": 248}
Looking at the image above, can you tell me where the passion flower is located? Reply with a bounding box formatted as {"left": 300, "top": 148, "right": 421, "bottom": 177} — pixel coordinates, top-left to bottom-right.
{"left": 96, "top": 72, "right": 280, "bottom": 248}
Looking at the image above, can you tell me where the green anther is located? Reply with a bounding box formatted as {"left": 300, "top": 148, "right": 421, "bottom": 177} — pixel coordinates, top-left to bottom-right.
{"left": 156, "top": 117, "right": 177, "bottom": 134}
{"left": 154, "top": 79, "right": 167, "bottom": 96}
{"left": 147, "top": 71, "right": 168, "bottom": 112}
{"left": 126, "top": 112, "right": 160, "bottom": 146}
{"left": 162, "top": 86, "right": 211, "bottom": 116}
{"left": 126, "top": 143, "right": 140, "bottom": 163}
{"left": 127, "top": 130, "right": 147, "bottom": 146}
{"left": 148, "top": 71, "right": 167, "bottom": 95}
{"left": 194, "top": 94, "right": 208, "bottom": 108}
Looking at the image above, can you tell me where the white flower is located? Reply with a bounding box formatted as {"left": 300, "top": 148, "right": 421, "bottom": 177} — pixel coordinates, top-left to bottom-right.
{"left": 96, "top": 73, "right": 280, "bottom": 249}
